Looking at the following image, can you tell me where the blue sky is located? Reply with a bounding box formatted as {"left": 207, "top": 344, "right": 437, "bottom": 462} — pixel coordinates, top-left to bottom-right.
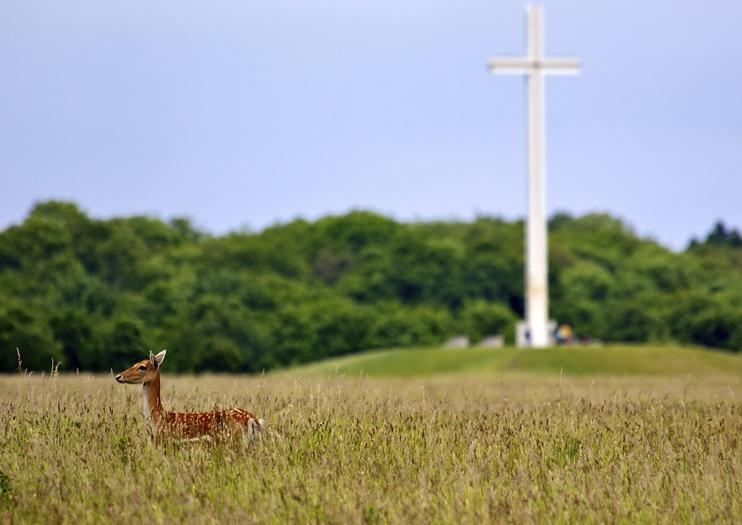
{"left": 1, "top": 0, "right": 740, "bottom": 249}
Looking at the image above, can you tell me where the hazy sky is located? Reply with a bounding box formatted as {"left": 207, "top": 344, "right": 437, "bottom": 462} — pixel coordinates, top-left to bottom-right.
{"left": 1, "top": 1, "right": 740, "bottom": 249}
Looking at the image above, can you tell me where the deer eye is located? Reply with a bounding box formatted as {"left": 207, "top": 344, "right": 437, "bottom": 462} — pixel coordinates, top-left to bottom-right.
{"left": 138, "top": 365, "right": 147, "bottom": 371}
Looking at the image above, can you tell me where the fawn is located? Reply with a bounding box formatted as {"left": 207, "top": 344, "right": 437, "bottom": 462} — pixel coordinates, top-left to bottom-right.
{"left": 115, "top": 350, "right": 263, "bottom": 444}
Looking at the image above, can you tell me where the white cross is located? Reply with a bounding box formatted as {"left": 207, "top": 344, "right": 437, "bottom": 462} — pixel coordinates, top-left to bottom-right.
{"left": 487, "top": 5, "right": 581, "bottom": 348}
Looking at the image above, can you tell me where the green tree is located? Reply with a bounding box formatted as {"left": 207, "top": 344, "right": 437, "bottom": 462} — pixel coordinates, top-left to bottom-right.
{"left": 458, "top": 301, "right": 517, "bottom": 344}
{"left": 105, "top": 319, "right": 149, "bottom": 372}
{"left": 0, "top": 303, "right": 62, "bottom": 371}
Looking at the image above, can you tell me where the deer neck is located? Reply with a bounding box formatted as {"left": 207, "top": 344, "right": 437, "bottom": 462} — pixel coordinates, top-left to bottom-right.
{"left": 142, "top": 372, "right": 164, "bottom": 428}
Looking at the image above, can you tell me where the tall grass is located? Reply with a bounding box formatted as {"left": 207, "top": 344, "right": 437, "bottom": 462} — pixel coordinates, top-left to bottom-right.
{"left": 1, "top": 372, "right": 741, "bottom": 523}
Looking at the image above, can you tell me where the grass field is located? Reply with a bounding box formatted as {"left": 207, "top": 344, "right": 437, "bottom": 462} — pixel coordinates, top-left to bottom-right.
{"left": 1, "top": 345, "right": 741, "bottom": 523}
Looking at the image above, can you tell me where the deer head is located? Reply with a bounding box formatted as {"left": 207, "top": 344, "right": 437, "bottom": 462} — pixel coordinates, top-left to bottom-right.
{"left": 115, "top": 350, "right": 167, "bottom": 384}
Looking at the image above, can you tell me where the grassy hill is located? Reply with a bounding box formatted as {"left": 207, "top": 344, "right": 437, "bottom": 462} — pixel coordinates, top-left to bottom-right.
{"left": 281, "top": 344, "right": 742, "bottom": 377}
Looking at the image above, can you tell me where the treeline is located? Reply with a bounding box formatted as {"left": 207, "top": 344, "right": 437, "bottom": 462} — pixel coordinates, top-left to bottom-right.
{"left": 1, "top": 201, "right": 741, "bottom": 373}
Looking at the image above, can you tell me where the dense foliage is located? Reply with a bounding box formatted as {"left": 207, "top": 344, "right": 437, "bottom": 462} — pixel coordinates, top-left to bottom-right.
{"left": 1, "top": 201, "right": 741, "bottom": 372}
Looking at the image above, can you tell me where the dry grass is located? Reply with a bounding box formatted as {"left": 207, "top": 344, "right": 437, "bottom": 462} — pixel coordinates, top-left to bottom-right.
{"left": 1, "top": 372, "right": 741, "bottom": 524}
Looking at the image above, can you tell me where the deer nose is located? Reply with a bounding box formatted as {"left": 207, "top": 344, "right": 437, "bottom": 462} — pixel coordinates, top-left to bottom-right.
{"left": 115, "top": 374, "right": 123, "bottom": 382}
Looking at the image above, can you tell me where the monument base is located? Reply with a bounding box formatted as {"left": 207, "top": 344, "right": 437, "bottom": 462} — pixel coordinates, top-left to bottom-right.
{"left": 516, "top": 320, "right": 557, "bottom": 348}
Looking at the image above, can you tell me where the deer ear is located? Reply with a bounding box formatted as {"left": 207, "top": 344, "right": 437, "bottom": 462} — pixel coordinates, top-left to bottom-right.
{"left": 154, "top": 349, "right": 167, "bottom": 367}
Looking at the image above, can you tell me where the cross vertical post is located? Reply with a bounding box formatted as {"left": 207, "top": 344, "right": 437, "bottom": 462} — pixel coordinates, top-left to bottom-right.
{"left": 487, "top": 5, "right": 581, "bottom": 348}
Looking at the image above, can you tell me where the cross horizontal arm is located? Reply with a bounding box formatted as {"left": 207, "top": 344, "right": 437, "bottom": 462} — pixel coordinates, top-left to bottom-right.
{"left": 487, "top": 57, "right": 582, "bottom": 75}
